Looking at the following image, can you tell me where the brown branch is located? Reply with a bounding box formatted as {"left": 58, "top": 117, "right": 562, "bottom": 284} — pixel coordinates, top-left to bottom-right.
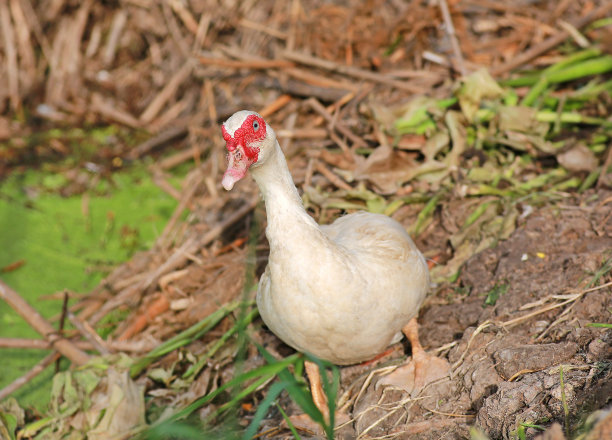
{"left": 91, "top": 93, "right": 141, "bottom": 128}
{"left": 0, "top": 338, "right": 156, "bottom": 352}
{"left": 0, "top": 280, "right": 90, "bottom": 365}
{"left": 259, "top": 94, "right": 292, "bottom": 119}
{"left": 0, "top": 1, "right": 20, "bottom": 111}
{"left": 276, "top": 128, "right": 328, "bottom": 139}
{"left": 10, "top": 0, "right": 36, "bottom": 95}
{"left": 68, "top": 312, "right": 111, "bottom": 355}
{"left": 103, "top": 9, "right": 127, "bottom": 66}
{"left": 438, "top": 0, "right": 466, "bottom": 76}
{"left": 157, "top": 169, "right": 205, "bottom": 249}
{"left": 198, "top": 56, "right": 294, "bottom": 69}
{"left": 238, "top": 18, "right": 287, "bottom": 40}
{"left": 282, "top": 49, "right": 424, "bottom": 93}
{"left": 152, "top": 170, "right": 182, "bottom": 201}
{"left": 251, "top": 75, "right": 349, "bottom": 102}
{"left": 170, "top": 0, "right": 199, "bottom": 35}
{"left": 461, "top": 0, "right": 523, "bottom": 14}
{"left": 491, "top": 2, "right": 612, "bottom": 76}
{"left": 0, "top": 352, "right": 61, "bottom": 401}
{"left": 158, "top": 140, "right": 210, "bottom": 170}
{"left": 128, "top": 125, "right": 189, "bottom": 160}
{"left": 307, "top": 98, "right": 367, "bottom": 149}
{"left": 139, "top": 60, "right": 193, "bottom": 124}
{"left": 285, "top": 68, "right": 359, "bottom": 92}
{"left": 315, "top": 161, "right": 352, "bottom": 191}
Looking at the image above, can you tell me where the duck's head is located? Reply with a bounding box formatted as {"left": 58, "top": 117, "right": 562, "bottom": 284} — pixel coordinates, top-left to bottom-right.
{"left": 221, "top": 110, "right": 276, "bottom": 191}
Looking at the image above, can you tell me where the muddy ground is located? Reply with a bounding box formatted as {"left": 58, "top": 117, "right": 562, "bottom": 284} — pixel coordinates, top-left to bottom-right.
{"left": 251, "top": 189, "right": 612, "bottom": 439}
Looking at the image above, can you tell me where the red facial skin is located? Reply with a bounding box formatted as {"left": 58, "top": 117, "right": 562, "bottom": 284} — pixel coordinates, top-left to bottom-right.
{"left": 222, "top": 114, "right": 266, "bottom": 162}
{"left": 221, "top": 114, "right": 267, "bottom": 190}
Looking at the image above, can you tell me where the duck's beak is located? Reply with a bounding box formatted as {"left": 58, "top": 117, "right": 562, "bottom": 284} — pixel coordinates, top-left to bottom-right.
{"left": 222, "top": 145, "right": 251, "bottom": 191}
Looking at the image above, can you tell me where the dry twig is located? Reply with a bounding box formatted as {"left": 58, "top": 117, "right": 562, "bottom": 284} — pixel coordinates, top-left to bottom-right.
{"left": 0, "top": 352, "right": 61, "bottom": 401}
{"left": 491, "top": 2, "right": 612, "bottom": 75}
{"left": 283, "top": 50, "right": 424, "bottom": 93}
{"left": 0, "top": 280, "right": 90, "bottom": 365}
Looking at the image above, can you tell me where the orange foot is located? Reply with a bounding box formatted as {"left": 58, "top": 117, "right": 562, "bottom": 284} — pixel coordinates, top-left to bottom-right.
{"left": 377, "top": 318, "right": 450, "bottom": 395}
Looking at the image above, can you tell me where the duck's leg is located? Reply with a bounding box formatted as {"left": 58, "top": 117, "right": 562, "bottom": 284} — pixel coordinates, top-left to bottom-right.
{"left": 286, "top": 362, "right": 329, "bottom": 433}
{"left": 377, "top": 317, "right": 450, "bottom": 394}
{"left": 305, "top": 360, "right": 329, "bottom": 420}
{"left": 288, "top": 361, "right": 351, "bottom": 433}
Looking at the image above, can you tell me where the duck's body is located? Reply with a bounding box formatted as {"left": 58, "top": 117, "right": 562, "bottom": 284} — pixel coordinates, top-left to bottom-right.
{"left": 258, "top": 206, "right": 429, "bottom": 365}
{"left": 221, "top": 110, "right": 446, "bottom": 418}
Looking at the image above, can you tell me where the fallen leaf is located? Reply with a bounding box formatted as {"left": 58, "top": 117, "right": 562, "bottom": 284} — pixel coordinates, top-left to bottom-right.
{"left": 557, "top": 144, "right": 599, "bottom": 172}
{"left": 456, "top": 69, "right": 504, "bottom": 122}
{"left": 498, "top": 106, "right": 549, "bottom": 136}
{"left": 87, "top": 369, "right": 145, "bottom": 440}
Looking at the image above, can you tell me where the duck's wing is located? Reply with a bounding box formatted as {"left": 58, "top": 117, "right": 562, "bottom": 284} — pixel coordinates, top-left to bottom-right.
{"left": 322, "top": 211, "right": 425, "bottom": 264}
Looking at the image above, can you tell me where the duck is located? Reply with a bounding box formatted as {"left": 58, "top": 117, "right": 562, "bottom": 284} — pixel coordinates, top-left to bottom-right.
{"left": 221, "top": 110, "right": 449, "bottom": 421}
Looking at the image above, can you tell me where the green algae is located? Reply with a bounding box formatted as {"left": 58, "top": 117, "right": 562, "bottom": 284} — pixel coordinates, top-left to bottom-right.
{"left": 0, "top": 166, "right": 177, "bottom": 410}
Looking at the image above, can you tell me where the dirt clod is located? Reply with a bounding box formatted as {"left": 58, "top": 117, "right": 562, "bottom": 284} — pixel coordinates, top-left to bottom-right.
{"left": 493, "top": 342, "right": 579, "bottom": 380}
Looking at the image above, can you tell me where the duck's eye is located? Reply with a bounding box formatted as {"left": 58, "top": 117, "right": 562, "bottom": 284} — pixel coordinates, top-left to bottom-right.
{"left": 253, "top": 120, "right": 259, "bottom": 132}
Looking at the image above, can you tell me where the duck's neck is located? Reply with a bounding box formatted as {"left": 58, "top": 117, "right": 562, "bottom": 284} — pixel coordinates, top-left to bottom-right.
{"left": 250, "top": 141, "right": 318, "bottom": 245}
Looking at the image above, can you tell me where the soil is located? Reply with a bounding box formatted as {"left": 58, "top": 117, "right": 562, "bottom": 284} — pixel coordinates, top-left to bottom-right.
{"left": 256, "top": 189, "right": 612, "bottom": 439}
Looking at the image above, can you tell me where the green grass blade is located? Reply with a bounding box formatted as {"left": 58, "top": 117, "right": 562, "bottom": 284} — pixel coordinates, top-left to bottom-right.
{"left": 130, "top": 301, "right": 246, "bottom": 377}
{"left": 560, "top": 365, "right": 570, "bottom": 437}
{"left": 544, "top": 48, "right": 602, "bottom": 73}
{"left": 242, "top": 382, "right": 287, "bottom": 439}
{"left": 242, "top": 381, "right": 317, "bottom": 440}
{"left": 256, "top": 345, "right": 325, "bottom": 426}
{"left": 579, "top": 169, "right": 600, "bottom": 192}
{"left": 521, "top": 77, "right": 549, "bottom": 107}
{"left": 157, "top": 353, "right": 300, "bottom": 425}
{"left": 410, "top": 193, "right": 443, "bottom": 236}
{"left": 545, "top": 56, "right": 612, "bottom": 84}
{"left": 183, "top": 307, "right": 260, "bottom": 379}
{"left": 588, "top": 256, "right": 612, "bottom": 288}
{"left": 463, "top": 200, "right": 495, "bottom": 228}
{"left": 586, "top": 323, "right": 612, "bottom": 328}
{"left": 502, "top": 49, "right": 604, "bottom": 87}
{"left": 276, "top": 403, "right": 302, "bottom": 440}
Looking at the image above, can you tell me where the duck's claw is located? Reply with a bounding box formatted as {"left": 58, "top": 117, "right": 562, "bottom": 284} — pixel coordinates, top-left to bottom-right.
{"left": 376, "top": 350, "right": 450, "bottom": 395}
{"left": 377, "top": 317, "right": 450, "bottom": 395}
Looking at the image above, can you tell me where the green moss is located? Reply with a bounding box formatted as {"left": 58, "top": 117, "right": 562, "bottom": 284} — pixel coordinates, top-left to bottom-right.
{"left": 0, "top": 166, "right": 178, "bottom": 410}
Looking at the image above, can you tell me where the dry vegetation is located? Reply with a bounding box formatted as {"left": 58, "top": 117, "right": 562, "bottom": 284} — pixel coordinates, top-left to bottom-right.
{"left": 1, "top": 0, "right": 612, "bottom": 439}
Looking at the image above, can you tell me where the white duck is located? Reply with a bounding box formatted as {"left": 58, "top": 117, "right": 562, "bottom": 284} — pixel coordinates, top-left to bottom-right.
{"left": 221, "top": 110, "right": 449, "bottom": 420}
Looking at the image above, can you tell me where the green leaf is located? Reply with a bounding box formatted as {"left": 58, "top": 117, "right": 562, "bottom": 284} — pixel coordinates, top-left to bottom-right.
{"left": 0, "top": 412, "right": 17, "bottom": 440}
{"left": 484, "top": 284, "right": 508, "bottom": 306}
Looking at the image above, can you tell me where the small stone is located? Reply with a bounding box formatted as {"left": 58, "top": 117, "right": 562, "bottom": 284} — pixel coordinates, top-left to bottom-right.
{"left": 587, "top": 338, "right": 612, "bottom": 362}
{"left": 551, "top": 382, "right": 574, "bottom": 402}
